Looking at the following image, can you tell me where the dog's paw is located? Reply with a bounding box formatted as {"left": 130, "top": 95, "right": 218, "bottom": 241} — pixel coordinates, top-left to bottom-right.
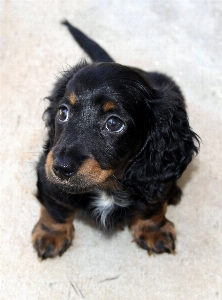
{"left": 32, "top": 221, "right": 74, "bottom": 260}
{"left": 131, "top": 219, "right": 176, "bottom": 255}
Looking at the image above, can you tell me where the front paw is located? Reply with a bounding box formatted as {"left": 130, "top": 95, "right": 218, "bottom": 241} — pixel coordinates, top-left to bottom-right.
{"left": 130, "top": 218, "right": 176, "bottom": 255}
{"left": 32, "top": 221, "right": 74, "bottom": 260}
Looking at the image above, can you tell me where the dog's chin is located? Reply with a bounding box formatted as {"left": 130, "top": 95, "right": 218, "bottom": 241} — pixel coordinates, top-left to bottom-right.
{"left": 59, "top": 184, "right": 93, "bottom": 194}
{"left": 46, "top": 171, "right": 98, "bottom": 194}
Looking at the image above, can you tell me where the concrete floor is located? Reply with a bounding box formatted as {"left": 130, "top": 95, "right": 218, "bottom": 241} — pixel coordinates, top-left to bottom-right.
{"left": 1, "top": 1, "right": 222, "bottom": 299}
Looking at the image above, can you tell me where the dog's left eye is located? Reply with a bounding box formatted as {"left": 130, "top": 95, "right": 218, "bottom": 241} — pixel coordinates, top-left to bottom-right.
{"left": 105, "top": 116, "right": 125, "bottom": 133}
{"left": 58, "top": 106, "right": 69, "bottom": 122}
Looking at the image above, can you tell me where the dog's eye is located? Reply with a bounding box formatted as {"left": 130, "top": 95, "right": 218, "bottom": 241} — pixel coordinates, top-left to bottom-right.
{"left": 105, "top": 116, "right": 125, "bottom": 133}
{"left": 58, "top": 106, "right": 69, "bottom": 122}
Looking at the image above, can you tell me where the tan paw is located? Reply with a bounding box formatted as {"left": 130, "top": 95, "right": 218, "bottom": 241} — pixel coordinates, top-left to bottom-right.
{"left": 32, "top": 221, "right": 74, "bottom": 259}
{"left": 131, "top": 218, "right": 176, "bottom": 255}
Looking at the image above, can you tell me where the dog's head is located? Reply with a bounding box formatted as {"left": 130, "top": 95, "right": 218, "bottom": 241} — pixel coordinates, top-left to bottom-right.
{"left": 44, "top": 62, "right": 199, "bottom": 197}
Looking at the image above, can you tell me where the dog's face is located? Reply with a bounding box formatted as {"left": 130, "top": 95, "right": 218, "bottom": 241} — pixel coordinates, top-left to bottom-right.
{"left": 45, "top": 63, "right": 150, "bottom": 193}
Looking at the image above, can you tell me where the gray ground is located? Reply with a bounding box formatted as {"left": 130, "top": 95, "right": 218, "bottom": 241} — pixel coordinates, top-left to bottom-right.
{"left": 1, "top": 1, "right": 222, "bottom": 299}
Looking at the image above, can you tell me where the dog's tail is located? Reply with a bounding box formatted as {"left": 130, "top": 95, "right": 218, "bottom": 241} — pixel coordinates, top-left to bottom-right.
{"left": 61, "top": 20, "right": 114, "bottom": 63}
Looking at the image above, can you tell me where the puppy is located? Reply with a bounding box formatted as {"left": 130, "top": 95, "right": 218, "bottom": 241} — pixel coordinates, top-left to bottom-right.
{"left": 32, "top": 20, "right": 199, "bottom": 259}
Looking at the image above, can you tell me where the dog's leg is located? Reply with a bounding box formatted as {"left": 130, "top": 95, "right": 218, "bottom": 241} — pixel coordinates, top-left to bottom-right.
{"left": 130, "top": 203, "right": 176, "bottom": 255}
{"left": 32, "top": 205, "right": 75, "bottom": 259}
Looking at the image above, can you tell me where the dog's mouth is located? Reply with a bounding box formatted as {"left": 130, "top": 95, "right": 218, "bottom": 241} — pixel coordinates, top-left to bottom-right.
{"left": 45, "top": 150, "right": 115, "bottom": 194}
{"left": 47, "top": 170, "right": 97, "bottom": 194}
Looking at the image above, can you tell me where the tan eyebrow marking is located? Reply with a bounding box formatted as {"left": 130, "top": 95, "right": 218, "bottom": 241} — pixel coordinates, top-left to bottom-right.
{"left": 102, "top": 101, "right": 116, "bottom": 112}
{"left": 68, "top": 92, "right": 76, "bottom": 105}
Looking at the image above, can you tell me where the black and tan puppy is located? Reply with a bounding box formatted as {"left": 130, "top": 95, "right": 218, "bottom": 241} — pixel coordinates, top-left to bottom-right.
{"left": 32, "top": 21, "right": 199, "bottom": 259}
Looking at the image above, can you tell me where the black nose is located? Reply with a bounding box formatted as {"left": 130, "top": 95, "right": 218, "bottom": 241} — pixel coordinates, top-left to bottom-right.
{"left": 52, "top": 160, "right": 74, "bottom": 180}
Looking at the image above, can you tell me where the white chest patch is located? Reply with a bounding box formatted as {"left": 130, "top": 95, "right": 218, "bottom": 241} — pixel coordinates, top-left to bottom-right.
{"left": 91, "top": 191, "right": 115, "bottom": 228}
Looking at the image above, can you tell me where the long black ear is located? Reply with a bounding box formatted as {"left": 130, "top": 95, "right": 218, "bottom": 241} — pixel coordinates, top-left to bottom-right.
{"left": 123, "top": 85, "right": 200, "bottom": 200}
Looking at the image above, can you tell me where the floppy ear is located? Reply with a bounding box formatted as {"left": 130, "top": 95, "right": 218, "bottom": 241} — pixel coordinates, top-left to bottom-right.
{"left": 123, "top": 86, "right": 200, "bottom": 200}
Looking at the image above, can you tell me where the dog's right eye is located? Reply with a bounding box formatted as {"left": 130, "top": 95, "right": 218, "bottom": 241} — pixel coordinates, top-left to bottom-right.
{"left": 58, "top": 106, "right": 69, "bottom": 122}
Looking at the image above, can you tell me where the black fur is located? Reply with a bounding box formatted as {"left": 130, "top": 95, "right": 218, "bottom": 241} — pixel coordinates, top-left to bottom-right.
{"left": 33, "top": 20, "right": 200, "bottom": 258}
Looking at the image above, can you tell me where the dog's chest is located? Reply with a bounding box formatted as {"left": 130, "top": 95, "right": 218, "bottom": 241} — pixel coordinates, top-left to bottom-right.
{"left": 87, "top": 189, "right": 131, "bottom": 229}
{"left": 91, "top": 191, "right": 115, "bottom": 228}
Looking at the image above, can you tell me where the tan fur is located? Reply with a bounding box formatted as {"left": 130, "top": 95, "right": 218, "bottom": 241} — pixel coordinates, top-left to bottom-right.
{"left": 102, "top": 101, "right": 116, "bottom": 112}
{"left": 68, "top": 92, "right": 76, "bottom": 105}
{"left": 45, "top": 149, "right": 54, "bottom": 179}
{"left": 78, "top": 158, "right": 114, "bottom": 184}
{"left": 32, "top": 206, "right": 75, "bottom": 259}
{"left": 130, "top": 204, "right": 176, "bottom": 255}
